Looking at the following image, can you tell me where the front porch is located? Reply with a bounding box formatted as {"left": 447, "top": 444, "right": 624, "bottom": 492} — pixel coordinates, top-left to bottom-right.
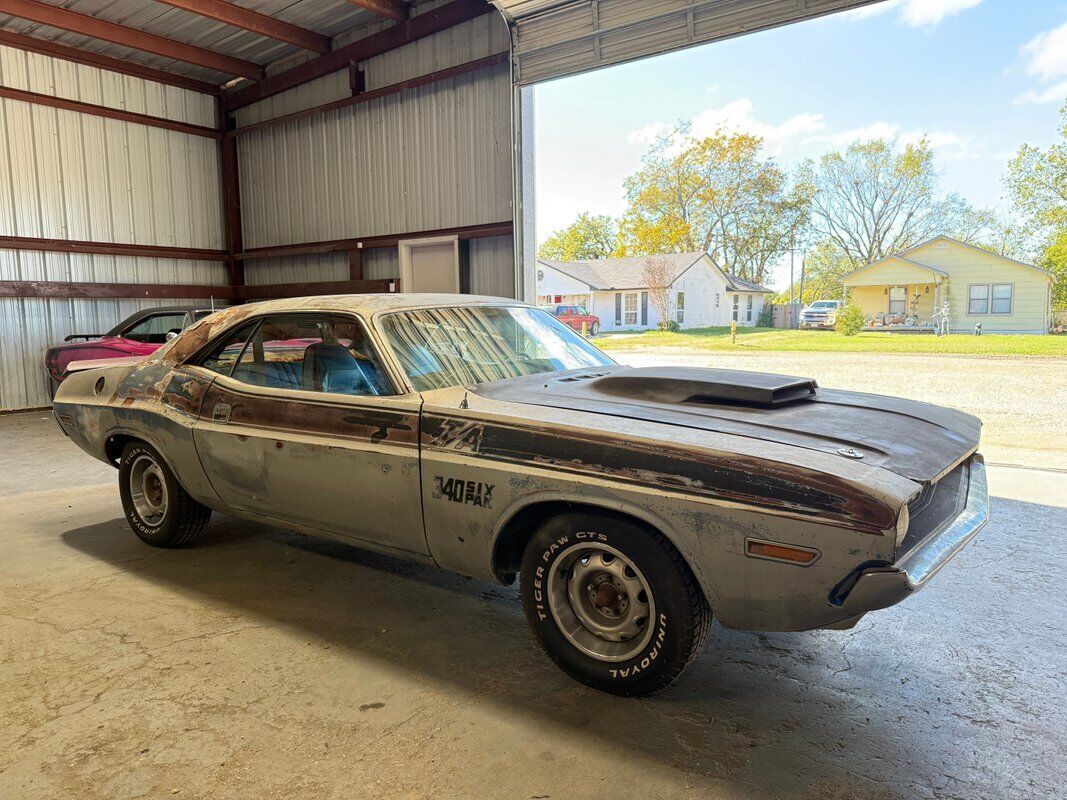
{"left": 842, "top": 257, "right": 948, "bottom": 333}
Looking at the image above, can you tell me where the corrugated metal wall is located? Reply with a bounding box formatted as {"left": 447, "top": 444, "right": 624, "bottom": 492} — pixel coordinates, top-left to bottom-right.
{"left": 0, "top": 43, "right": 223, "bottom": 410}
{"left": 235, "top": 7, "right": 515, "bottom": 291}
{"left": 0, "top": 6, "right": 518, "bottom": 411}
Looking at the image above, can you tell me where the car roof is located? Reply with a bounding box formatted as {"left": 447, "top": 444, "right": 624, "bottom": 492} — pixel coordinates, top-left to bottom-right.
{"left": 105, "top": 305, "right": 213, "bottom": 337}
{"left": 157, "top": 294, "right": 531, "bottom": 365}
{"left": 230, "top": 293, "right": 522, "bottom": 316}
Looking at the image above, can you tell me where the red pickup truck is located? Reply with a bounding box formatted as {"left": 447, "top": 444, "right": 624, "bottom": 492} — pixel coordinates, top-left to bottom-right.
{"left": 541, "top": 303, "right": 600, "bottom": 336}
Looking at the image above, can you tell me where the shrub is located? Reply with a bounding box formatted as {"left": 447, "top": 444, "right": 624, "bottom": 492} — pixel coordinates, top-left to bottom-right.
{"left": 835, "top": 302, "right": 866, "bottom": 336}
{"left": 756, "top": 304, "right": 774, "bottom": 328}
{"left": 658, "top": 319, "right": 680, "bottom": 332}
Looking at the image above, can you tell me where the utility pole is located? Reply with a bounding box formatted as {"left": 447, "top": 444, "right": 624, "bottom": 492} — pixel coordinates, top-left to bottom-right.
{"left": 789, "top": 233, "right": 795, "bottom": 329}
{"left": 798, "top": 254, "right": 807, "bottom": 319}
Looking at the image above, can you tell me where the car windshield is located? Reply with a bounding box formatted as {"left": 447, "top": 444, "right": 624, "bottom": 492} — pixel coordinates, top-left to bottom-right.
{"left": 810, "top": 301, "right": 838, "bottom": 309}
{"left": 380, "top": 305, "right": 614, "bottom": 392}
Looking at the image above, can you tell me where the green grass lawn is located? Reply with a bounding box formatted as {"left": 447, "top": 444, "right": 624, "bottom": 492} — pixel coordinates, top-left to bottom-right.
{"left": 595, "top": 327, "right": 1067, "bottom": 357}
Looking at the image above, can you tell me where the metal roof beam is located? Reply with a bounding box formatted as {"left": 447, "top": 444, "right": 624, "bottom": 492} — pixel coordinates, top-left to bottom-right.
{"left": 342, "top": 1, "right": 408, "bottom": 22}
{"left": 0, "top": 0, "right": 264, "bottom": 80}
{"left": 154, "top": 1, "right": 330, "bottom": 54}
{"left": 227, "top": 0, "right": 491, "bottom": 109}
{"left": 0, "top": 29, "right": 219, "bottom": 94}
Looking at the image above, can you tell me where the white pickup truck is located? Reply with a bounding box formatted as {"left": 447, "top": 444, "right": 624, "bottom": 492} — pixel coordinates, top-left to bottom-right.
{"left": 799, "top": 300, "right": 843, "bottom": 330}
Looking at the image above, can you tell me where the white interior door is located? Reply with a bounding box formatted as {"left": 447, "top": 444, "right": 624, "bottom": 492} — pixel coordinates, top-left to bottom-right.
{"left": 399, "top": 236, "right": 460, "bottom": 293}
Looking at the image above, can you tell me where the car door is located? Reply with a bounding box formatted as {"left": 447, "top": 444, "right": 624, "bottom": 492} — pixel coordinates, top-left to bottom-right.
{"left": 189, "top": 312, "right": 427, "bottom": 556}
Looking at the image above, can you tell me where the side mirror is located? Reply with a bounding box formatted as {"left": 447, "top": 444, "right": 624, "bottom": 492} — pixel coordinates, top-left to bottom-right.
{"left": 165, "top": 329, "right": 181, "bottom": 341}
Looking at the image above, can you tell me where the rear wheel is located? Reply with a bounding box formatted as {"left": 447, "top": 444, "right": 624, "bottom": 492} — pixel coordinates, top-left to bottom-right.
{"left": 118, "top": 441, "right": 211, "bottom": 547}
{"left": 520, "top": 512, "right": 711, "bottom": 696}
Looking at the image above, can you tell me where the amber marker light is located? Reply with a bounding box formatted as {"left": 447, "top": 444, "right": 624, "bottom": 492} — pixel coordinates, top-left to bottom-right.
{"left": 745, "top": 538, "right": 820, "bottom": 566}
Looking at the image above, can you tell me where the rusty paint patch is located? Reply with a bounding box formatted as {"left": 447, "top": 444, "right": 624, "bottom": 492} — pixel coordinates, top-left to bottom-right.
{"left": 422, "top": 414, "right": 893, "bottom": 534}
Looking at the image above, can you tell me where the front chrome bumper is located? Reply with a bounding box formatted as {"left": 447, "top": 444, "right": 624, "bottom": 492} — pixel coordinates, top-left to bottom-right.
{"left": 836, "top": 455, "right": 989, "bottom": 614}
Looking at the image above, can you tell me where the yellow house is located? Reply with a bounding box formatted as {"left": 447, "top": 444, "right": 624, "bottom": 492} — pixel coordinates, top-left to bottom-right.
{"left": 842, "top": 236, "right": 1056, "bottom": 334}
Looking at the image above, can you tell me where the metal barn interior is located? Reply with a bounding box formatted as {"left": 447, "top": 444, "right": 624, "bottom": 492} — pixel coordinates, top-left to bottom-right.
{"left": 0, "top": 0, "right": 873, "bottom": 410}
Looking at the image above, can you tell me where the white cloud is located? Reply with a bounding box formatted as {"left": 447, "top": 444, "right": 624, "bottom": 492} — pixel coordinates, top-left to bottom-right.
{"left": 1020, "top": 22, "right": 1067, "bottom": 81}
{"left": 626, "top": 121, "right": 673, "bottom": 146}
{"left": 811, "top": 121, "right": 902, "bottom": 147}
{"left": 626, "top": 99, "right": 825, "bottom": 156}
{"left": 689, "top": 99, "right": 825, "bottom": 156}
{"left": 627, "top": 99, "right": 982, "bottom": 163}
{"left": 1014, "top": 80, "right": 1067, "bottom": 106}
{"left": 842, "top": 0, "right": 983, "bottom": 27}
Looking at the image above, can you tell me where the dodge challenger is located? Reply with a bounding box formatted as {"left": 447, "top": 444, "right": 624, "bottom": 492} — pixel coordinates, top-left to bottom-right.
{"left": 52, "top": 294, "right": 988, "bottom": 695}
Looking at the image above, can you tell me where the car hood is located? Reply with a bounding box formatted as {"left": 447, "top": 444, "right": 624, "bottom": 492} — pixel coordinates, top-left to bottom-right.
{"left": 472, "top": 366, "right": 980, "bottom": 484}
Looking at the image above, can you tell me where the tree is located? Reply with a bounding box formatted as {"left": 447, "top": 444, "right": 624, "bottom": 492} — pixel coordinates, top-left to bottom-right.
{"left": 537, "top": 212, "right": 618, "bottom": 261}
{"left": 617, "top": 125, "right": 811, "bottom": 285}
{"left": 1004, "top": 101, "right": 1067, "bottom": 312}
{"left": 640, "top": 257, "right": 677, "bottom": 330}
{"left": 1004, "top": 102, "right": 1067, "bottom": 234}
{"left": 802, "top": 138, "right": 993, "bottom": 267}
{"left": 778, "top": 239, "right": 852, "bottom": 305}
{"left": 1039, "top": 229, "right": 1067, "bottom": 312}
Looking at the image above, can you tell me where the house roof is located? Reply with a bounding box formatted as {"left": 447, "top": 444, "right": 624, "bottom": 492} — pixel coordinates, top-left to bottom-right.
{"left": 900, "top": 235, "right": 1055, "bottom": 277}
{"left": 842, "top": 254, "right": 950, "bottom": 283}
{"left": 539, "top": 252, "right": 772, "bottom": 293}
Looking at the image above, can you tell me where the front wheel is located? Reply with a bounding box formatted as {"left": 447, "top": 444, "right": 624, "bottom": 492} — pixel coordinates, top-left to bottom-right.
{"left": 588, "top": 322, "right": 600, "bottom": 336}
{"left": 118, "top": 441, "right": 211, "bottom": 547}
{"left": 520, "top": 512, "right": 711, "bottom": 696}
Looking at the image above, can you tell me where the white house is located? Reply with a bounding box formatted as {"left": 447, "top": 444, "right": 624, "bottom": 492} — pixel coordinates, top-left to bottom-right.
{"left": 537, "top": 252, "right": 772, "bottom": 331}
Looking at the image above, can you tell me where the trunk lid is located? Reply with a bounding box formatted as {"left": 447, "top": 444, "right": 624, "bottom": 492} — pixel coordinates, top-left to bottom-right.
{"left": 474, "top": 366, "right": 980, "bottom": 484}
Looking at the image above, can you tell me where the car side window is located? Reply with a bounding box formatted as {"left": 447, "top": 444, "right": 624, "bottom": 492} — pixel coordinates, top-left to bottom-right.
{"left": 196, "top": 320, "right": 260, "bottom": 376}
{"left": 229, "top": 314, "right": 393, "bottom": 397}
{"left": 123, "top": 313, "right": 188, "bottom": 344}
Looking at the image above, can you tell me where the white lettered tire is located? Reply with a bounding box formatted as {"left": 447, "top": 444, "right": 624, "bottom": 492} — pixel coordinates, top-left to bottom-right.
{"left": 118, "top": 441, "right": 211, "bottom": 547}
{"left": 520, "top": 512, "right": 711, "bottom": 696}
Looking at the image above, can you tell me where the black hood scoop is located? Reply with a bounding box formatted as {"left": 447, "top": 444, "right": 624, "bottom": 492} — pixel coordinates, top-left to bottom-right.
{"left": 591, "top": 367, "right": 818, "bottom": 408}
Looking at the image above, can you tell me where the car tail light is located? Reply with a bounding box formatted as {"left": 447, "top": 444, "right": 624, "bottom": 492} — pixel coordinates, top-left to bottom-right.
{"left": 745, "top": 538, "right": 820, "bottom": 566}
{"left": 44, "top": 349, "right": 62, "bottom": 382}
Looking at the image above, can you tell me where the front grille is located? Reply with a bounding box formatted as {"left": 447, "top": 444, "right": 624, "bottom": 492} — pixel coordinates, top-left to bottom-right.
{"left": 898, "top": 459, "right": 971, "bottom": 557}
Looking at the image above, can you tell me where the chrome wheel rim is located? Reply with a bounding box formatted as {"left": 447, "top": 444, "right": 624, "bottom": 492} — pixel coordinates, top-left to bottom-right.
{"left": 129, "top": 454, "right": 168, "bottom": 526}
{"left": 546, "top": 542, "right": 655, "bottom": 662}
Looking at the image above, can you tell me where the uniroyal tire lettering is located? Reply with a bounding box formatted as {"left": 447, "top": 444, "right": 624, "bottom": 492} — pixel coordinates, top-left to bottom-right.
{"left": 607, "top": 614, "right": 669, "bottom": 680}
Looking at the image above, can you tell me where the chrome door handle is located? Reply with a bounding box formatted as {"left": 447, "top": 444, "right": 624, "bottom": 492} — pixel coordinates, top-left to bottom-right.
{"left": 212, "top": 403, "right": 231, "bottom": 424}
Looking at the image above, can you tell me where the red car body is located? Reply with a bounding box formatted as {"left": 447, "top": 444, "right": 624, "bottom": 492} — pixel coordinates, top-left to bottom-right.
{"left": 45, "top": 306, "right": 215, "bottom": 386}
{"left": 541, "top": 303, "right": 600, "bottom": 335}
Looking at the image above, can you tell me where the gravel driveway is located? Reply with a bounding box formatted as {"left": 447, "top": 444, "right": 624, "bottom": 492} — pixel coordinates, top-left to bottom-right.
{"left": 600, "top": 348, "right": 1067, "bottom": 470}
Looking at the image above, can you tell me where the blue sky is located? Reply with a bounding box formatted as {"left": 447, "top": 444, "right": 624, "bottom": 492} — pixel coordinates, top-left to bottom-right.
{"left": 533, "top": 0, "right": 1067, "bottom": 289}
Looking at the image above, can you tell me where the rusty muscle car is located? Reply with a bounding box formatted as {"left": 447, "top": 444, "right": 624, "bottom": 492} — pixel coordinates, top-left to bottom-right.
{"left": 52, "top": 295, "right": 988, "bottom": 695}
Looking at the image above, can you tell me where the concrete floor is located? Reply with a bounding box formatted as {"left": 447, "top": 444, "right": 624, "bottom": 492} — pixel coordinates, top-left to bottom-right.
{"left": 1, "top": 411, "right": 1064, "bottom": 800}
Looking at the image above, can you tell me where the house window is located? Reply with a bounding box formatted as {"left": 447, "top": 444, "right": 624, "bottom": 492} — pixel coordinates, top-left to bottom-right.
{"left": 676, "top": 291, "right": 685, "bottom": 323}
{"left": 623, "top": 292, "right": 639, "bottom": 326}
{"left": 746, "top": 295, "right": 753, "bottom": 322}
{"left": 888, "top": 286, "right": 906, "bottom": 315}
{"left": 991, "top": 284, "right": 1013, "bottom": 314}
{"left": 731, "top": 294, "right": 739, "bottom": 322}
{"left": 968, "top": 284, "right": 990, "bottom": 314}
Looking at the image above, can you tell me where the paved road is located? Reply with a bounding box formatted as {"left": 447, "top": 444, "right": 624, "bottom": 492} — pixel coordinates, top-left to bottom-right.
{"left": 1, "top": 412, "right": 1064, "bottom": 799}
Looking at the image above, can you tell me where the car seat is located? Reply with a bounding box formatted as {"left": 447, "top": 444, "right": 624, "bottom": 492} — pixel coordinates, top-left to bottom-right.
{"left": 301, "top": 343, "right": 375, "bottom": 396}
